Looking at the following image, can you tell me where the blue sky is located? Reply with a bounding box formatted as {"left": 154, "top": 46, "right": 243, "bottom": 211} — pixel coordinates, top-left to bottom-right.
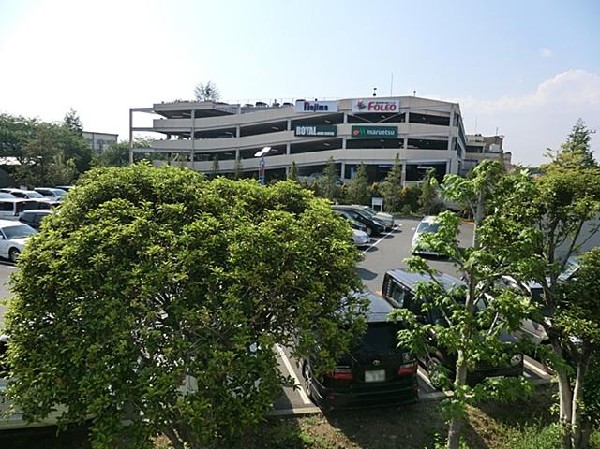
{"left": 1, "top": 0, "right": 599, "bottom": 166}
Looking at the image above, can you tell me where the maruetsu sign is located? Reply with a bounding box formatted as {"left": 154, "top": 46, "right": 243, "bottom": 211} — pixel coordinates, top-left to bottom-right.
{"left": 351, "top": 125, "right": 397, "bottom": 139}
{"left": 295, "top": 100, "right": 338, "bottom": 113}
{"left": 294, "top": 125, "right": 337, "bottom": 137}
{"left": 351, "top": 99, "right": 400, "bottom": 113}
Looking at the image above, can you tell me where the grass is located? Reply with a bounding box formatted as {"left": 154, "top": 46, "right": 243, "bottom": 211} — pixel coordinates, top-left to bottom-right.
{"left": 227, "top": 383, "right": 598, "bottom": 449}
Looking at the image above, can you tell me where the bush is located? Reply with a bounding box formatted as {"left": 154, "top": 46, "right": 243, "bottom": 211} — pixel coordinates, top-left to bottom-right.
{"left": 498, "top": 423, "right": 561, "bottom": 449}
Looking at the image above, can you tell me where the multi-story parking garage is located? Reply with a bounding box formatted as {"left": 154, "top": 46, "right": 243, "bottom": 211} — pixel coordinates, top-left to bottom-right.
{"left": 130, "top": 95, "right": 507, "bottom": 184}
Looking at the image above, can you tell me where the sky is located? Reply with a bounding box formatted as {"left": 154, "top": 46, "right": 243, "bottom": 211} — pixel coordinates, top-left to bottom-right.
{"left": 0, "top": 0, "right": 599, "bottom": 167}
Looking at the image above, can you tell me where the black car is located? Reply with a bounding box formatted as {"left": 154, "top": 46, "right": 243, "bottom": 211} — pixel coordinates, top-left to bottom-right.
{"left": 333, "top": 209, "right": 385, "bottom": 237}
{"left": 302, "top": 290, "right": 419, "bottom": 410}
{"left": 18, "top": 209, "right": 53, "bottom": 229}
{"left": 382, "top": 268, "right": 523, "bottom": 387}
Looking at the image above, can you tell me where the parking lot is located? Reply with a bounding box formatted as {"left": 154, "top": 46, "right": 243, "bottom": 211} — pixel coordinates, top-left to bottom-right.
{"left": 0, "top": 218, "right": 553, "bottom": 420}
{"left": 271, "top": 217, "right": 553, "bottom": 414}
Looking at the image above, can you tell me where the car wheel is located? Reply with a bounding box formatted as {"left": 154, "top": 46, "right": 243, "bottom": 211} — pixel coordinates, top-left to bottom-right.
{"left": 302, "top": 362, "right": 316, "bottom": 403}
{"left": 8, "top": 248, "right": 20, "bottom": 263}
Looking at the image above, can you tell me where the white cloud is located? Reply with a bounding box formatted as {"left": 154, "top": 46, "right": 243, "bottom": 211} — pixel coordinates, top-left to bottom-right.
{"left": 450, "top": 70, "right": 600, "bottom": 166}
{"left": 540, "top": 48, "right": 553, "bottom": 59}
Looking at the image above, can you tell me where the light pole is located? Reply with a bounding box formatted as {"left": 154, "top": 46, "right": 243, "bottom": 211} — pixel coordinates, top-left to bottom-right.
{"left": 254, "top": 146, "right": 272, "bottom": 185}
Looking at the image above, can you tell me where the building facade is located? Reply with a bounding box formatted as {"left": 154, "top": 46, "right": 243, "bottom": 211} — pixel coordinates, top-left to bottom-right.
{"left": 130, "top": 96, "right": 478, "bottom": 184}
{"left": 463, "top": 134, "right": 512, "bottom": 175}
{"left": 83, "top": 131, "right": 119, "bottom": 153}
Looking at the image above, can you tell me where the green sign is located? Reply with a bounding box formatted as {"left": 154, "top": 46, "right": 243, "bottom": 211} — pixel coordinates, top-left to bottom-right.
{"left": 294, "top": 124, "right": 337, "bottom": 137}
{"left": 351, "top": 125, "right": 397, "bottom": 139}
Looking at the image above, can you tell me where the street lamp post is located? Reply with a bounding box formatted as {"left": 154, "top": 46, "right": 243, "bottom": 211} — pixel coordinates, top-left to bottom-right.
{"left": 254, "top": 146, "right": 272, "bottom": 185}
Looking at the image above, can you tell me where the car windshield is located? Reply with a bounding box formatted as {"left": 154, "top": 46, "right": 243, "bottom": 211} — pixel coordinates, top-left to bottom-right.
{"left": 25, "top": 191, "right": 44, "bottom": 198}
{"left": 2, "top": 224, "right": 37, "bottom": 239}
{"left": 353, "top": 323, "right": 402, "bottom": 354}
{"left": 417, "top": 222, "right": 439, "bottom": 233}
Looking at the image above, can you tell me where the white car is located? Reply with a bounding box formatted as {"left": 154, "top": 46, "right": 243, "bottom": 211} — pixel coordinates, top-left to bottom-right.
{"left": 411, "top": 215, "right": 442, "bottom": 255}
{"left": 352, "top": 228, "right": 370, "bottom": 247}
{"left": 0, "top": 220, "right": 37, "bottom": 262}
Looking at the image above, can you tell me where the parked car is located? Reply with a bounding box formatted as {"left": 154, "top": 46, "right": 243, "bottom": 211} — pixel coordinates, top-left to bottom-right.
{"left": 54, "top": 185, "right": 74, "bottom": 192}
{"left": 34, "top": 187, "right": 68, "bottom": 201}
{"left": 0, "top": 188, "right": 59, "bottom": 207}
{"left": 18, "top": 209, "right": 54, "bottom": 230}
{"left": 302, "top": 290, "right": 419, "bottom": 410}
{"left": 333, "top": 205, "right": 395, "bottom": 230}
{"left": 333, "top": 209, "right": 385, "bottom": 237}
{"left": 411, "top": 215, "right": 444, "bottom": 256}
{"left": 0, "top": 220, "right": 37, "bottom": 262}
{"left": 351, "top": 228, "right": 370, "bottom": 247}
{"left": 0, "top": 197, "right": 51, "bottom": 220}
{"left": 498, "top": 256, "right": 580, "bottom": 346}
{"left": 382, "top": 268, "right": 524, "bottom": 387}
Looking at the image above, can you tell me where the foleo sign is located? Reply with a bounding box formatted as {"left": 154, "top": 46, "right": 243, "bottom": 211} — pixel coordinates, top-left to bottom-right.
{"left": 351, "top": 99, "right": 400, "bottom": 113}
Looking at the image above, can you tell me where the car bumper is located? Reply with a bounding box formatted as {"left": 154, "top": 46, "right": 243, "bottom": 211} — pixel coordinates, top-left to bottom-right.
{"left": 310, "top": 380, "right": 419, "bottom": 410}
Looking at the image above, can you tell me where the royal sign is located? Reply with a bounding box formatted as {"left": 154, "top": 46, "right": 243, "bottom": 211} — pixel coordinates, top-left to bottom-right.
{"left": 351, "top": 99, "right": 400, "bottom": 113}
{"left": 295, "top": 100, "right": 338, "bottom": 113}
{"left": 294, "top": 125, "right": 337, "bottom": 137}
{"left": 351, "top": 125, "right": 397, "bottom": 139}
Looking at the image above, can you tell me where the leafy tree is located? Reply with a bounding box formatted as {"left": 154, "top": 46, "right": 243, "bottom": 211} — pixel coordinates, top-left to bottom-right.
{"left": 560, "top": 248, "right": 600, "bottom": 448}
{"left": 418, "top": 167, "right": 439, "bottom": 215}
{"left": 515, "top": 165, "right": 600, "bottom": 449}
{"left": 346, "top": 162, "right": 370, "bottom": 205}
{"left": 316, "top": 157, "right": 341, "bottom": 201}
{"left": 233, "top": 153, "right": 243, "bottom": 180}
{"left": 5, "top": 164, "right": 364, "bottom": 449}
{"left": 379, "top": 154, "right": 403, "bottom": 213}
{"left": 0, "top": 113, "right": 38, "bottom": 159}
{"left": 64, "top": 108, "right": 83, "bottom": 137}
{"left": 288, "top": 161, "right": 298, "bottom": 182}
{"left": 545, "top": 119, "right": 597, "bottom": 170}
{"left": 210, "top": 155, "right": 220, "bottom": 179}
{"left": 94, "top": 139, "right": 151, "bottom": 167}
{"left": 194, "top": 81, "right": 220, "bottom": 102}
{"left": 395, "top": 162, "right": 537, "bottom": 449}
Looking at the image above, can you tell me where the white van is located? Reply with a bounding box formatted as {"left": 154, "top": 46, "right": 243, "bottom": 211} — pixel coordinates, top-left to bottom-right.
{"left": 0, "top": 198, "right": 49, "bottom": 220}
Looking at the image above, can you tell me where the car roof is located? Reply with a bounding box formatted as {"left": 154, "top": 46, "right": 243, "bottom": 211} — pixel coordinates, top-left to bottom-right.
{"left": 362, "top": 290, "right": 396, "bottom": 323}
{"left": 21, "top": 209, "right": 52, "bottom": 214}
{"left": 0, "top": 219, "right": 27, "bottom": 227}
{"left": 385, "top": 268, "right": 464, "bottom": 291}
{"left": 419, "top": 215, "right": 439, "bottom": 224}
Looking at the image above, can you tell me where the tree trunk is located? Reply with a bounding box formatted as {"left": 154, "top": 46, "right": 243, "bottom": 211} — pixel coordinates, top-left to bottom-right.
{"left": 553, "top": 339, "right": 574, "bottom": 449}
{"left": 447, "top": 349, "right": 469, "bottom": 449}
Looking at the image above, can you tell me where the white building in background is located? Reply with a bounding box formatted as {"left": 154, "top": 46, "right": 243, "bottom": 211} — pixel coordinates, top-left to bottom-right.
{"left": 129, "top": 96, "right": 508, "bottom": 183}
{"left": 83, "top": 131, "right": 118, "bottom": 153}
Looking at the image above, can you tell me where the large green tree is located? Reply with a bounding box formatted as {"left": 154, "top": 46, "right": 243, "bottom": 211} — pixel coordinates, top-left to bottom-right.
{"left": 396, "top": 162, "right": 536, "bottom": 449}
{"left": 379, "top": 154, "right": 403, "bottom": 213}
{"left": 316, "top": 157, "right": 341, "bottom": 201}
{"left": 546, "top": 119, "right": 597, "bottom": 170}
{"left": 5, "top": 164, "right": 364, "bottom": 449}
{"left": 346, "top": 162, "right": 370, "bottom": 205}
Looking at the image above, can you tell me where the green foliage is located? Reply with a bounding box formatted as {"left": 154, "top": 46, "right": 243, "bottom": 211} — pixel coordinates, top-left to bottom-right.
{"left": 419, "top": 168, "right": 439, "bottom": 215}
{"left": 379, "top": 154, "right": 403, "bottom": 212}
{"left": 233, "top": 153, "right": 243, "bottom": 180}
{"left": 315, "top": 157, "right": 341, "bottom": 201}
{"left": 544, "top": 119, "right": 597, "bottom": 170}
{"left": 345, "top": 162, "right": 370, "bottom": 205}
{"left": 94, "top": 139, "right": 151, "bottom": 167}
{"left": 64, "top": 108, "right": 83, "bottom": 137}
{"left": 5, "top": 164, "right": 364, "bottom": 449}
{"left": 396, "top": 164, "right": 541, "bottom": 449}
{"left": 499, "top": 423, "right": 562, "bottom": 449}
{"left": 0, "top": 112, "right": 92, "bottom": 186}
{"left": 288, "top": 161, "right": 298, "bottom": 182}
